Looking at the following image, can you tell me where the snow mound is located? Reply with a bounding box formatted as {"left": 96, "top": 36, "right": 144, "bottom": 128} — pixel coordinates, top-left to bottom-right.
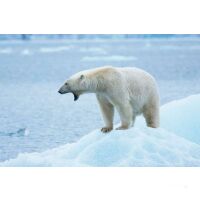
{"left": 161, "top": 95, "right": 200, "bottom": 144}
{"left": 1, "top": 128, "right": 200, "bottom": 167}
{"left": 1, "top": 94, "right": 200, "bottom": 167}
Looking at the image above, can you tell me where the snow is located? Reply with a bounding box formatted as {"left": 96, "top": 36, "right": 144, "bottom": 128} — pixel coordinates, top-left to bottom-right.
{"left": 161, "top": 95, "right": 200, "bottom": 144}
{"left": 1, "top": 94, "right": 200, "bottom": 167}
{"left": 21, "top": 49, "right": 32, "bottom": 55}
{"left": 79, "top": 47, "right": 107, "bottom": 54}
{"left": 39, "top": 46, "right": 74, "bottom": 53}
{"left": 0, "top": 48, "right": 12, "bottom": 54}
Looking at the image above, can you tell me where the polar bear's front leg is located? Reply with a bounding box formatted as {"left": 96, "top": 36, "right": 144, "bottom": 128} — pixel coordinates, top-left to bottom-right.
{"left": 115, "top": 103, "right": 133, "bottom": 130}
{"left": 96, "top": 94, "right": 114, "bottom": 133}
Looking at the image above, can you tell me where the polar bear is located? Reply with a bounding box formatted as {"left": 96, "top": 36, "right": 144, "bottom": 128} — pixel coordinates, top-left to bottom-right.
{"left": 58, "top": 66, "right": 160, "bottom": 133}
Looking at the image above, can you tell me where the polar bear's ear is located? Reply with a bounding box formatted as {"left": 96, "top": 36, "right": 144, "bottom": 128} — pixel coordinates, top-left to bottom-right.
{"left": 80, "top": 74, "right": 85, "bottom": 80}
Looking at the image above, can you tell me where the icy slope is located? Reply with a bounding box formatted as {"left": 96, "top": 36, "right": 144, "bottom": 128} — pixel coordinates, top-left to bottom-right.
{"left": 161, "top": 95, "right": 200, "bottom": 144}
{"left": 1, "top": 94, "right": 200, "bottom": 167}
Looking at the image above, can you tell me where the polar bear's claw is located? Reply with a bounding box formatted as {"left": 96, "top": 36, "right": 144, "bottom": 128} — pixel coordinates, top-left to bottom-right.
{"left": 101, "top": 127, "right": 113, "bottom": 133}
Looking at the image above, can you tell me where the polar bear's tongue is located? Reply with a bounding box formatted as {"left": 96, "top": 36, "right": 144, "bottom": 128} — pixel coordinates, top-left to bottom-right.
{"left": 73, "top": 93, "right": 79, "bottom": 101}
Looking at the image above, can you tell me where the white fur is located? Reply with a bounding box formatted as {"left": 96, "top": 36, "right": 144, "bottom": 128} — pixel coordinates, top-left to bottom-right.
{"left": 60, "top": 66, "right": 160, "bottom": 132}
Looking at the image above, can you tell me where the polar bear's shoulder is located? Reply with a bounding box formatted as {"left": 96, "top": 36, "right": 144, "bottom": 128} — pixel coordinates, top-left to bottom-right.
{"left": 86, "top": 66, "right": 118, "bottom": 77}
{"left": 93, "top": 66, "right": 117, "bottom": 73}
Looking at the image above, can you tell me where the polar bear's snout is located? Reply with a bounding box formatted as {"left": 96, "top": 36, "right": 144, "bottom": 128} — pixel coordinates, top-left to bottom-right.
{"left": 58, "top": 89, "right": 63, "bottom": 94}
{"left": 58, "top": 85, "right": 69, "bottom": 94}
{"left": 58, "top": 88, "right": 66, "bottom": 94}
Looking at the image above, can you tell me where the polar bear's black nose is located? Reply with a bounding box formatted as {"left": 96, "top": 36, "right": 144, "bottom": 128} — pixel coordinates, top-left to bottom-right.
{"left": 58, "top": 89, "right": 63, "bottom": 94}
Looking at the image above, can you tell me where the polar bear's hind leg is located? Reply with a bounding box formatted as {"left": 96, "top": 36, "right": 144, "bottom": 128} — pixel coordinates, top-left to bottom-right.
{"left": 143, "top": 101, "right": 160, "bottom": 128}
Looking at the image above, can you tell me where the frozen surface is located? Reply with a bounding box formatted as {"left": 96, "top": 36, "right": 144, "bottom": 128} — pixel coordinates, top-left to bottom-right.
{"left": 0, "top": 38, "right": 200, "bottom": 163}
{"left": 1, "top": 94, "right": 200, "bottom": 167}
{"left": 161, "top": 95, "right": 200, "bottom": 144}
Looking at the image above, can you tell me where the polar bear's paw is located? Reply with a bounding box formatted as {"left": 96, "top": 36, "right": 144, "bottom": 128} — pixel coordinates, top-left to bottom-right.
{"left": 101, "top": 127, "right": 113, "bottom": 133}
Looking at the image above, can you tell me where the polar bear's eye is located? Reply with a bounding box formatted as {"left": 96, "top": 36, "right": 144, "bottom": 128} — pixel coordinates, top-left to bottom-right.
{"left": 80, "top": 75, "right": 84, "bottom": 80}
{"left": 65, "top": 82, "right": 68, "bottom": 85}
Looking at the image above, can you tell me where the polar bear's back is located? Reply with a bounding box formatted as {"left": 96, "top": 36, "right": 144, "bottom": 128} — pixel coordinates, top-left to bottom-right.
{"left": 114, "top": 67, "right": 159, "bottom": 111}
{"left": 115, "top": 67, "right": 158, "bottom": 93}
{"left": 93, "top": 66, "right": 158, "bottom": 95}
{"left": 117, "top": 67, "right": 154, "bottom": 81}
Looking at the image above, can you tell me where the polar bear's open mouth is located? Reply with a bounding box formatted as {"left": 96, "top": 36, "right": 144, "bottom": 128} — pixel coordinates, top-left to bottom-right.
{"left": 72, "top": 92, "right": 79, "bottom": 101}
{"left": 58, "top": 89, "right": 79, "bottom": 101}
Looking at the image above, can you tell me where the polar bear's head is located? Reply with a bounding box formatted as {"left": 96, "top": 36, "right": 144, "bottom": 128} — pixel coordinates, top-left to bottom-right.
{"left": 58, "top": 67, "right": 110, "bottom": 101}
{"left": 58, "top": 72, "right": 93, "bottom": 101}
